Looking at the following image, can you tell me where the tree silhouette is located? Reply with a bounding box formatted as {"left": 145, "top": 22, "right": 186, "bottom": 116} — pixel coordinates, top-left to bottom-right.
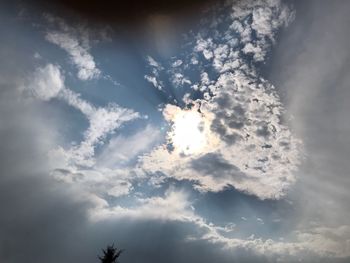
{"left": 98, "top": 244, "right": 123, "bottom": 263}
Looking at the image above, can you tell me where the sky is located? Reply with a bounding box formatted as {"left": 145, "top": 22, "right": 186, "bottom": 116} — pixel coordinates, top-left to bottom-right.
{"left": 0, "top": 0, "right": 350, "bottom": 262}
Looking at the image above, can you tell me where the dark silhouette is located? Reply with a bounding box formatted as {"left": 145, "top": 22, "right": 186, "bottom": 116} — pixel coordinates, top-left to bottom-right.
{"left": 98, "top": 244, "right": 123, "bottom": 263}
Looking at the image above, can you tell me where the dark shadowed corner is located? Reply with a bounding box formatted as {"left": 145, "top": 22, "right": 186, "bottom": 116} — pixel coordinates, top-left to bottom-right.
{"left": 30, "top": 0, "right": 224, "bottom": 28}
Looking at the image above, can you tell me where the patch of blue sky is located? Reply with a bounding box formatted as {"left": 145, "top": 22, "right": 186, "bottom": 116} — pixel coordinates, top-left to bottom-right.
{"left": 194, "top": 188, "right": 298, "bottom": 240}
{"left": 47, "top": 99, "right": 90, "bottom": 146}
{"left": 75, "top": 47, "right": 167, "bottom": 119}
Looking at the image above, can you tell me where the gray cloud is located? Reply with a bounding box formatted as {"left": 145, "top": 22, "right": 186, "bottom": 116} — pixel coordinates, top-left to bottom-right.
{"left": 190, "top": 153, "right": 246, "bottom": 182}
{"left": 269, "top": 0, "right": 350, "bottom": 224}
{"left": 266, "top": 0, "right": 350, "bottom": 259}
{"left": 0, "top": 59, "right": 92, "bottom": 262}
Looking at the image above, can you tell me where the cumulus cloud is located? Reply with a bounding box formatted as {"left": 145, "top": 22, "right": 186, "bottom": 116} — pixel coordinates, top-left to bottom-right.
{"left": 26, "top": 63, "right": 64, "bottom": 101}
{"left": 139, "top": 0, "right": 302, "bottom": 200}
{"left": 144, "top": 56, "right": 164, "bottom": 90}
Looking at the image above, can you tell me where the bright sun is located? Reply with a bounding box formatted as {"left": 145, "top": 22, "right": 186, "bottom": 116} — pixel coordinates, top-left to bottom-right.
{"left": 171, "top": 110, "right": 207, "bottom": 155}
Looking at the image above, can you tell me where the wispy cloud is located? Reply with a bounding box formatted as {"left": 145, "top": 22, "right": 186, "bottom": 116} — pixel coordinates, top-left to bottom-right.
{"left": 24, "top": 63, "right": 140, "bottom": 169}
{"left": 44, "top": 15, "right": 101, "bottom": 81}
{"left": 89, "top": 187, "right": 350, "bottom": 260}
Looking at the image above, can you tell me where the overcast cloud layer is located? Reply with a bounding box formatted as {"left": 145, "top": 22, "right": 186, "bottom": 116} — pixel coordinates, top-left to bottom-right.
{"left": 1, "top": 0, "right": 350, "bottom": 262}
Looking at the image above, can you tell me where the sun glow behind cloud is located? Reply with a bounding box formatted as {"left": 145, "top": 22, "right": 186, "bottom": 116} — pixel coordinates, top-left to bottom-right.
{"left": 171, "top": 110, "right": 206, "bottom": 155}
{"left": 163, "top": 104, "right": 219, "bottom": 156}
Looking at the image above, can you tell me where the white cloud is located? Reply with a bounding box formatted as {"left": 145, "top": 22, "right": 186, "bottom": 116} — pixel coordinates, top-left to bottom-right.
{"left": 59, "top": 88, "right": 95, "bottom": 116}
{"left": 171, "top": 73, "right": 191, "bottom": 87}
{"left": 230, "top": 0, "right": 294, "bottom": 62}
{"left": 141, "top": 74, "right": 301, "bottom": 198}
{"left": 44, "top": 15, "right": 103, "bottom": 81}
{"left": 25, "top": 63, "right": 140, "bottom": 169}
{"left": 89, "top": 189, "right": 196, "bottom": 222}
{"left": 97, "top": 125, "right": 161, "bottom": 168}
{"left": 195, "top": 37, "right": 214, "bottom": 60}
{"left": 26, "top": 64, "right": 64, "bottom": 101}
{"left": 139, "top": 0, "right": 301, "bottom": 200}
{"left": 51, "top": 167, "right": 141, "bottom": 199}
{"left": 146, "top": 55, "right": 163, "bottom": 69}
{"left": 145, "top": 75, "right": 163, "bottom": 90}
{"left": 46, "top": 31, "right": 100, "bottom": 80}
{"left": 49, "top": 100, "right": 140, "bottom": 168}
{"left": 201, "top": 223, "right": 350, "bottom": 259}
{"left": 172, "top": 59, "right": 183, "bottom": 67}
{"left": 145, "top": 56, "right": 164, "bottom": 90}
{"left": 242, "top": 42, "right": 265, "bottom": 61}
{"left": 107, "top": 180, "right": 133, "bottom": 198}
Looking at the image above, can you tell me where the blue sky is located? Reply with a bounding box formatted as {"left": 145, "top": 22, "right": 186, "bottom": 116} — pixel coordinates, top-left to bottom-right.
{"left": 1, "top": 0, "right": 350, "bottom": 262}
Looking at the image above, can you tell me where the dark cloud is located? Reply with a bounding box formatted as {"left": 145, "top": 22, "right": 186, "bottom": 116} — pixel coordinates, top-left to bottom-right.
{"left": 29, "top": 0, "right": 223, "bottom": 27}
{"left": 0, "top": 51, "right": 93, "bottom": 262}
{"left": 191, "top": 153, "right": 246, "bottom": 182}
{"left": 210, "top": 95, "right": 246, "bottom": 145}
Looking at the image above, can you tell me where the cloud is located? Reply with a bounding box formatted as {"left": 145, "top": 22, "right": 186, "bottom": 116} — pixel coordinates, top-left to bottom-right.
{"left": 171, "top": 72, "right": 192, "bottom": 87}
{"left": 50, "top": 167, "right": 141, "bottom": 200}
{"left": 48, "top": 98, "right": 140, "bottom": 168}
{"left": 97, "top": 124, "right": 162, "bottom": 168}
{"left": 200, "top": 223, "right": 350, "bottom": 260}
{"left": 0, "top": 57, "right": 97, "bottom": 263}
{"left": 89, "top": 186, "right": 350, "bottom": 260}
{"left": 89, "top": 189, "right": 196, "bottom": 222}
{"left": 46, "top": 31, "right": 100, "bottom": 80}
{"left": 49, "top": 124, "right": 162, "bottom": 202}
{"left": 45, "top": 15, "right": 101, "bottom": 80}
{"left": 146, "top": 55, "right": 163, "bottom": 69}
{"left": 139, "top": 0, "right": 302, "bottom": 200}
{"left": 26, "top": 63, "right": 64, "bottom": 101}
{"left": 144, "top": 56, "right": 164, "bottom": 90}
{"left": 23, "top": 63, "right": 140, "bottom": 169}
{"left": 145, "top": 74, "right": 163, "bottom": 90}
{"left": 265, "top": 0, "right": 350, "bottom": 259}
{"left": 107, "top": 180, "right": 134, "bottom": 197}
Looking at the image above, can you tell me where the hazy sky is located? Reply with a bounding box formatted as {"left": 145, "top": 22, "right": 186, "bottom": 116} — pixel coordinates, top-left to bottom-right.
{"left": 0, "top": 0, "right": 350, "bottom": 262}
